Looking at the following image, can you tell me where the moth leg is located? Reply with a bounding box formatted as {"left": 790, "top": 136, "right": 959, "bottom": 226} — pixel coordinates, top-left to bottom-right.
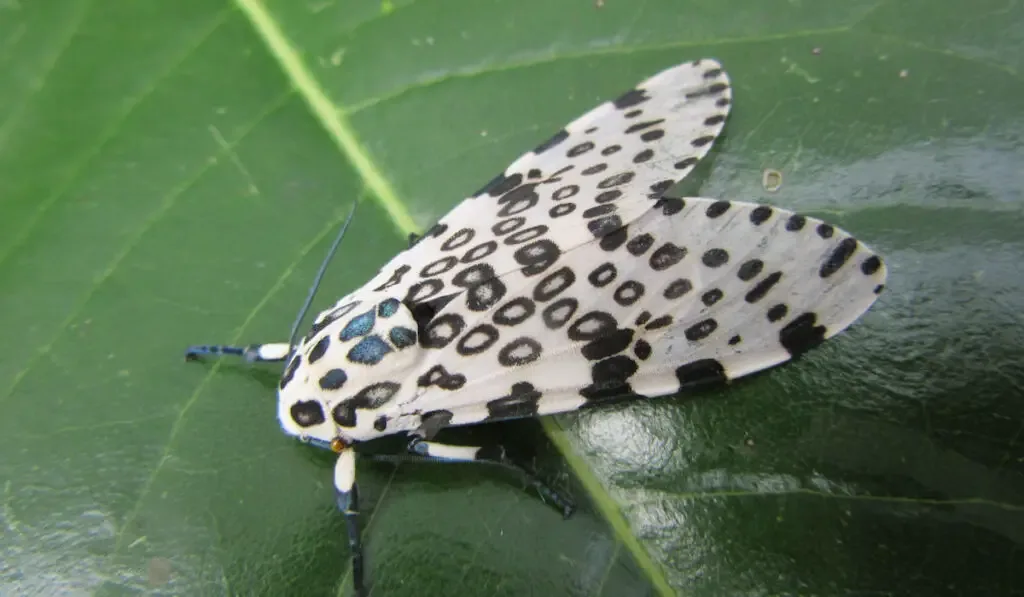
{"left": 183, "top": 342, "right": 292, "bottom": 363}
{"left": 334, "top": 450, "right": 367, "bottom": 597}
{"left": 405, "top": 437, "right": 576, "bottom": 519}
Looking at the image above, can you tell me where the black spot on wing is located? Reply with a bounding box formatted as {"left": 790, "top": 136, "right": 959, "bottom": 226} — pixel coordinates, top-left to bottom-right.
{"left": 648, "top": 180, "right": 674, "bottom": 198}
{"left": 779, "top": 312, "right": 827, "bottom": 357}
{"left": 702, "top": 289, "right": 724, "bottom": 308}
{"left": 497, "top": 337, "right": 542, "bottom": 367}
{"left": 567, "top": 141, "right": 595, "bottom": 157}
{"left": 750, "top": 205, "right": 772, "bottom": 225}
{"left": 457, "top": 324, "right": 500, "bottom": 355}
{"left": 581, "top": 328, "right": 634, "bottom": 361}
{"left": 745, "top": 272, "right": 782, "bottom": 303}
{"left": 579, "top": 355, "right": 640, "bottom": 403}
{"left": 373, "top": 264, "right": 411, "bottom": 292}
{"left": 625, "top": 119, "right": 665, "bottom": 134}
{"left": 441, "top": 228, "right": 475, "bottom": 252}
{"left": 492, "top": 217, "right": 525, "bottom": 236}
{"left": 674, "top": 157, "right": 698, "bottom": 170}
{"left": 613, "top": 88, "right": 651, "bottom": 109}
{"left": 404, "top": 279, "right": 444, "bottom": 304}
{"left": 453, "top": 263, "right": 507, "bottom": 312}
{"left": 737, "top": 259, "right": 764, "bottom": 281}
{"left": 588, "top": 262, "right": 617, "bottom": 287}
{"left": 534, "top": 129, "right": 569, "bottom": 154}
{"left": 588, "top": 215, "right": 623, "bottom": 239}
{"left": 654, "top": 197, "right": 684, "bottom": 215}
{"left": 497, "top": 184, "right": 541, "bottom": 217}
{"left": 599, "top": 225, "right": 629, "bottom": 252}
{"left": 862, "top": 255, "right": 882, "bottom": 275}
{"left": 767, "top": 304, "right": 789, "bottom": 322}
{"left": 613, "top": 280, "right": 644, "bottom": 306}
{"left": 685, "top": 82, "right": 729, "bottom": 99}
{"left": 542, "top": 297, "right": 578, "bottom": 329}
{"left": 514, "top": 239, "right": 560, "bottom": 276}
{"left": 706, "top": 200, "right": 731, "bottom": 218}
{"left": 421, "top": 313, "right": 466, "bottom": 349}
{"left": 651, "top": 243, "right": 687, "bottom": 270}
{"left": 486, "top": 382, "right": 542, "bottom": 420}
{"left": 641, "top": 130, "right": 665, "bottom": 142}
{"left": 675, "top": 359, "right": 727, "bottom": 391}
{"left": 664, "top": 278, "right": 692, "bottom": 299}
{"left": 420, "top": 256, "right": 459, "bottom": 277}
{"left": 473, "top": 172, "right": 521, "bottom": 197}
{"left": 645, "top": 315, "right": 672, "bottom": 330}
{"left": 493, "top": 297, "right": 536, "bottom": 326}
{"left": 568, "top": 311, "right": 616, "bottom": 341}
{"left": 626, "top": 233, "right": 654, "bottom": 255}
{"left": 533, "top": 267, "right": 576, "bottom": 302}
{"left": 820, "top": 238, "right": 858, "bottom": 278}
{"left": 701, "top": 248, "right": 728, "bottom": 268}
{"left": 685, "top": 318, "right": 718, "bottom": 341}
{"left": 417, "top": 365, "right": 467, "bottom": 390}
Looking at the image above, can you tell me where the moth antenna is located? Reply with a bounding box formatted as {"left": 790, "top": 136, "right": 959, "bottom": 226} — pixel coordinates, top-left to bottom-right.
{"left": 285, "top": 201, "right": 359, "bottom": 356}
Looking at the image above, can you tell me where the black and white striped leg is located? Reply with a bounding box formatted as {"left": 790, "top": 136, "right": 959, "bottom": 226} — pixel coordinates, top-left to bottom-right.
{"left": 183, "top": 342, "right": 292, "bottom": 362}
{"left": 407, "top": 438, "right": 576, "bottom": 518}
{"left": 334, "top": 450, "right": 367, "bottom": 597}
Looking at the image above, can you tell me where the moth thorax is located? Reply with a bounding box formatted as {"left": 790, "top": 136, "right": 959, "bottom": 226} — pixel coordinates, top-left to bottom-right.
{"left": 277, "top": 296, "right": 423, "bottom": 442}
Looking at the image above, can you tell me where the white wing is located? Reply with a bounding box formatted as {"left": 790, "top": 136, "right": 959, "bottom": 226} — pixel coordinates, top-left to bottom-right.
{"left": 392, "top": 197, "right": 886, "bottom": 425}
{"left": 294, "top": 59, "right": 884, "bottom": 440}
{"left": 345, "top": 59, "right": 732, "bottom": 311}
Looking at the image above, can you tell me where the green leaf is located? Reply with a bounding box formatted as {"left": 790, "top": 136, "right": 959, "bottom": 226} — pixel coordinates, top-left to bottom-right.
{"left": 2, "top": 0, "right": 1022, "bottom": 596}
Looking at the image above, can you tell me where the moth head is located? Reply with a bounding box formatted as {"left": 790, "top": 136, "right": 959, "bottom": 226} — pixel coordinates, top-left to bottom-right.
{"left": 276, "top": 296, "right": 420, "bottom": 444}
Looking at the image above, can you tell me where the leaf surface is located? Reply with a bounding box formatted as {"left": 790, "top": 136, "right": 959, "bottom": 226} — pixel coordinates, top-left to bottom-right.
{"left": 1, "top": 0, "right": 1022, "bottom": 595}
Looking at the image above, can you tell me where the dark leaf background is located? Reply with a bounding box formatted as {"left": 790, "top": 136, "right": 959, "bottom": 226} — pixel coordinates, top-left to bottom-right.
{"left": 2, "top": 0, "right": 1022, "bottom": 595}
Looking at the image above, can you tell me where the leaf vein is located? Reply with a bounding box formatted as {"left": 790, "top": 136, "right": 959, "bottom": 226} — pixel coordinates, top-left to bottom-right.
{"left": 0, "top": 7, "right": 234, "bottom": 274}
{"left": 234, "top": 0, "right": 418, "bottom": 235}
{"left": 112, "top": 188, "right": 361, "bottom": 555}
{"left": 0, "top": 0, "right": 92, "bottom": 147}
{"left": 344, "top": 26, "right": 851, "bottom": 115}
{"left": 0, "top": 87, "right": 288, "bottom": 411}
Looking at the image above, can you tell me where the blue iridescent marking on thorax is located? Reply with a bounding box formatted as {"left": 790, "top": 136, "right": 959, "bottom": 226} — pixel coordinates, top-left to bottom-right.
{"left": 340, "top": 309, "right": 376, "bottom": 341}
{"left": 389, "top": 326, "right": 417, "bottom": 349}
{"left": 377, "top": 298, "right": 401, "bottom": 318}
{"left": 347, "top": 335, "right": 392, "bottom": 365}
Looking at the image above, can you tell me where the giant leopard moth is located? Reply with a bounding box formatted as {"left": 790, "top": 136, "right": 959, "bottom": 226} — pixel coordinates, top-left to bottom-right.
{"left": 187, "top": 58, "right": 887, "bottom": 596}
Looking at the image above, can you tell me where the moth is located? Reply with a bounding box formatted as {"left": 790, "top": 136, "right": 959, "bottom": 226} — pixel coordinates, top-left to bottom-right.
{"left": 187, "top": 58, "right": 887, "bottom": 596}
